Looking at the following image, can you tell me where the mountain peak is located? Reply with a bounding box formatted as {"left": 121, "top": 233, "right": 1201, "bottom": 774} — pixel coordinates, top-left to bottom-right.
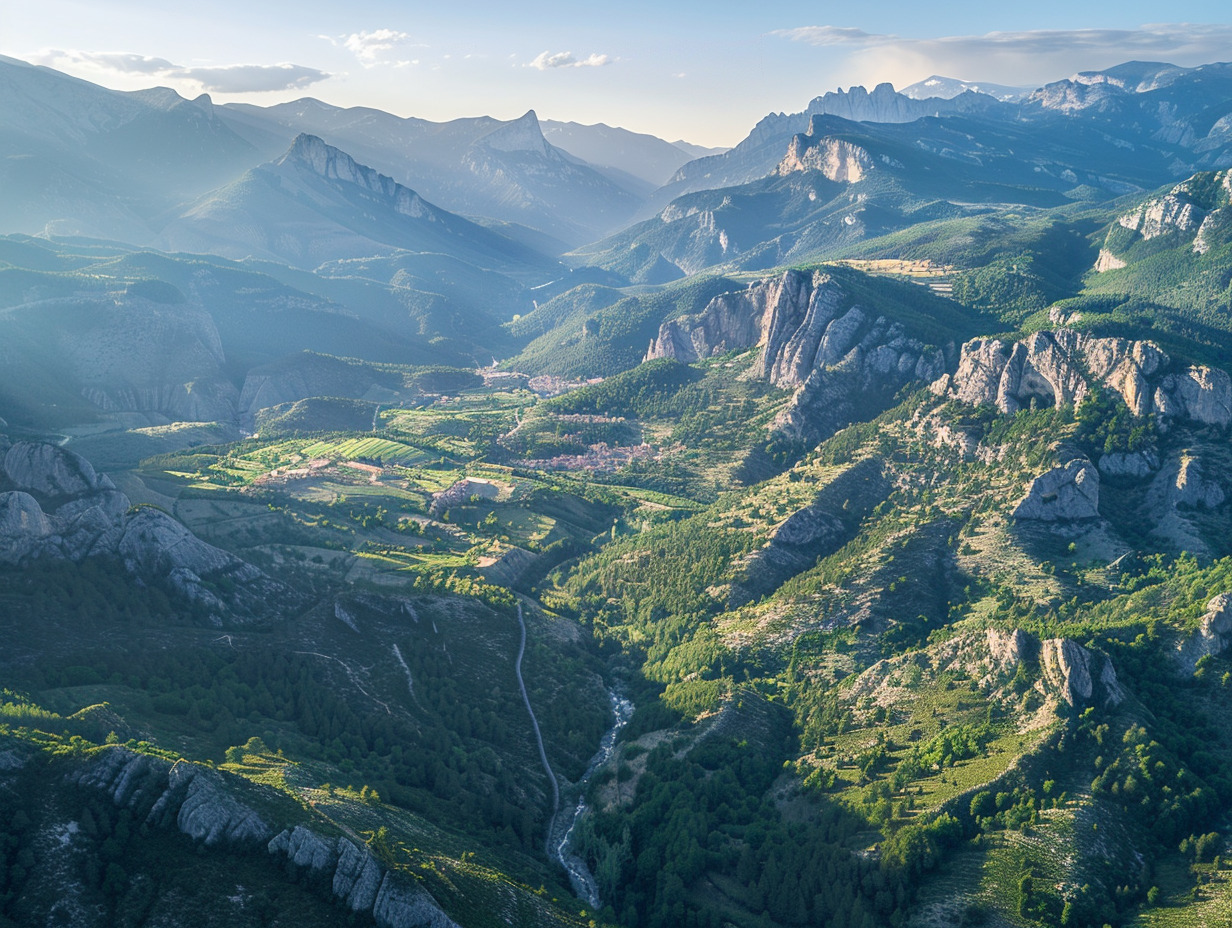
{"left": 478, "top": 109, "right": 551, "bottom": 155}
{"left": 275, "top": 134, "right": 432, "bottom": 220}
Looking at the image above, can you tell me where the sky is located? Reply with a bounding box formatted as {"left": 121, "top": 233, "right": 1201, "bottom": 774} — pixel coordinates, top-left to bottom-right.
{"left": 2, "top": 1, "right": 1231, "bottom": 147}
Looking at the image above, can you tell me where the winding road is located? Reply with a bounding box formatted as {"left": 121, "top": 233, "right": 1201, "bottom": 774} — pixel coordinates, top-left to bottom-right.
{"left": 514, "top": 603, "right": 560, "bottom": 846}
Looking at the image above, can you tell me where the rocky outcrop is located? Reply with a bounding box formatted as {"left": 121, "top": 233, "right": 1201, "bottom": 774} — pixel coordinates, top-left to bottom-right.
{"left": 373, "top": 878, "right": 462, "bottom": 928}
{"left": 75, "top": 747, "right": 459, "bottom": 927}
{"left": 1013, "top": 460, "right": 1100, "bottom": 522}
{"left": 1177, "top": 593, "right": 1232, "bottom": 671}
{"left": 1148, "top": 453, "right": 1226, "bottom": 511}
{"left": 776, "top": 135, "right": 872, "bottom": 182}
{"left": 943, "top": 329, "right": 1232, "bottom": 427}
{"left": 0, "top": 440, "right": 288, "bottom": 621}
{"left": 986, "top": 628, "right": 1034, "bottom": 670}
{"left": 647, "top": 270, "right": 948, "bottom": 449}
{"left": 1040, "top": 638, "right": 1125, "bottom": 708}
{"left": 74, "top": 748, "right": 273, "bottom": 845}
{"left": 1116, "top": 191, "right": 1205, "bottom": 241}
{"left": 1097, "top": 450, "right": 1159, "bottom": 478}
{"left": 268, "top": 825, "right": 340, "bottom": 872}
{"left": 332, "top": 839, "right": 385, "bottom": 911}
{"left": 647, "top": 270, "right": 945, "bottom": 392}
{"left": 1102, "top": 170, "right": 1232, "bottom": 261}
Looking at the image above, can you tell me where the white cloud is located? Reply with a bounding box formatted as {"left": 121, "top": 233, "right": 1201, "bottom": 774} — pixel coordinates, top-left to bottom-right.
{"left": 334, "top": 29, "right": 419, "bottom": 67}
{"left": 30, "top": 49, "right": 330, "bottom": 93}
{"left": 771, "top": 23, "right": 1232, "bottom": 88}
{"left": 528, "top": 50, "right": 611, "bottom": 70}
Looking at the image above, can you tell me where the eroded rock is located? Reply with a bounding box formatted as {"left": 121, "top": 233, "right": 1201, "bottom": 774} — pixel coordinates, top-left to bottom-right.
{"left": 1013, "top": 460, "right": 1100, "bottom": 522}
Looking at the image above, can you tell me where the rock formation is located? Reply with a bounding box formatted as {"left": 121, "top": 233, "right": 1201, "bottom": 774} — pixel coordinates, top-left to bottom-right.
{"left": 1040, "top": 638, "right": 1125, "bottom": 708}
{"left": 776, "top": 135, "right": 873, "bottom": 182}
{"left": 940, "top": 329, "right": 1232, "bottom": 427}
{"left": 646, "top": 270, "right": 948, "bottom": 447}
{"left": 0, "top": 439, "right": 288, "bottom": 622}
{"left": 1176, "top": 593, "right": 1232, "bottom": 671}
{"left": 1012, "top": 460, "right": 1100, "bottom": 522}
{"left": 74, "top": 747, "right": 460, "bottom": 928}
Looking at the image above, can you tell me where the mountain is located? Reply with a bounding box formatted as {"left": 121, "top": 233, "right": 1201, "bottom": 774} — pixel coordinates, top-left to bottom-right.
{"left": 651, "top": 83, "right": 1009, "bottom": 207}
{"left": 540, "top": 119, "right": 727, "bottom": 188}
{"left": 218, "top": 102, "right": 642, "bottom": 247}
{"left": 900, "top": 74, "right": 1033, "bottom": 102}
{"left": 157, "top": 134, "right": 557, "bottom": 273}
{"left": 0, "top": 55, "right": 258, "bottom": 242}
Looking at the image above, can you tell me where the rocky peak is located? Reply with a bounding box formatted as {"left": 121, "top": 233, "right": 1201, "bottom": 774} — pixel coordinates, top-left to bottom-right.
{"left": 278, "top": 134, "right": 434, "bottom": 220}
{"left": 477, "top": 109, "right": 552, "bottom": 157}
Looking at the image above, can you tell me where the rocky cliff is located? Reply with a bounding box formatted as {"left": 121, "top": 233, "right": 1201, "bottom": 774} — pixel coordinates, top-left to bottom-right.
{"left": 937, "top": 329, "right": 1232, "bottom": 427}
{"left": 0, "top": 439, "right": 288, "bottom": 622}
{"left": 776, "top": 135, "right": 873, "bottom": 183}
{"left": 1097, "top": 170, "right": 1232, "bottom": 265}
{"left": 74, "top": 747, "right": 460, "bottom": 928}
{"left": 647, "top": 269, "right": 949, "bottom": 447}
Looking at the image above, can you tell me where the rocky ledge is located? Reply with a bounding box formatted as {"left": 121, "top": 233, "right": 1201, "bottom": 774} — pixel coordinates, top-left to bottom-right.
{"left": 74, "top": 748, "right": 459, "bottom": 928}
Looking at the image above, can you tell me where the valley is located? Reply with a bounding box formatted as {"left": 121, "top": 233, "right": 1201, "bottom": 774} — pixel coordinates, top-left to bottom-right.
{"left": 1, "top": 48, "right": 1232, "bottom": 928}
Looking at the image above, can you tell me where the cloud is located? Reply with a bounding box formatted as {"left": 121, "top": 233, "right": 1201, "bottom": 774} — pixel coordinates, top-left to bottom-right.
{"left": 330, "top": 29, "right": 420, "bottom": 67}
{"left": 177, "top": 64, "right": 330, "bottom": 93}
{"left": 30, "top": 49, "right": 330, "bottom": 93}
{"left": 528, "top": 50, "right": 610, "bottom": 70}
{"left": 772, "top": 26, "right": 881, "bottom": 46}
{"left": 771, "top": 22, "right": 1232, "bottom": 88}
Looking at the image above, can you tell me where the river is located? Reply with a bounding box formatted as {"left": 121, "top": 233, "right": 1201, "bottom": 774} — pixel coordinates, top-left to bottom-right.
{"left": 548, "top": 687, "right": 634, "bottom": 910}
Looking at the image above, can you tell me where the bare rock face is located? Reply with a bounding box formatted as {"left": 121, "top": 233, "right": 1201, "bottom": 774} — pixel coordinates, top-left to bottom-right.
{"left": 73, "top": 748, "right": 272, "bottom": 845}
{"left": 373, "top": 876, "right": 463, "bottom": 928}
{"left": 986, "top": 628, "right": 1033, "bottom": 670}
{"left": 268, "top": 826, "right": 339, "bottom": 872}
{"left": 1177, "top": 593, "right": 1232, "bottom": 671}
{"left": 3, "top": 441, "right": 112, "bottom": 498}
{"left": 647, "top": 269, "right": 944, "bottom": 393}
{"left": 1148, "top": 454, "right": 1226, "bottom": 511}
{"left": 776, "top": 135, "right": 873, "bottom": 182}
{"left": 1154, "top": 367, "right": 1232, "bottom": 427}
{"left": 334, "top": 839, "right": 385, "bottom": 912}
{"left": 1098, "top": 450, "right": 1160, "bottom": 478}
{"left": 649, "top": 270, "right": 947, "bottom": 450}
{"left": 948, "top": 330, "right": 1230, "bottom": 428}
{"left": 1040, "top": 638, "right": 1125, "bottom": 707}
{"left": 154, "top": 762, "right": 274, "bottom": 845}
{"left": 1013, "top": 460, "right": 1100, "bottom": 521}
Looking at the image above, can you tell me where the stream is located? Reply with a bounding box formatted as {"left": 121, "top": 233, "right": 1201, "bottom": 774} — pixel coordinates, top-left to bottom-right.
{"left": 548, "top": 687, "right": 634, "bottom": 910}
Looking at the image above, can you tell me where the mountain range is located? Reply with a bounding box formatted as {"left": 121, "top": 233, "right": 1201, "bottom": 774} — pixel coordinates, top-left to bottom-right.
{"left": 4, "top": 49, "right": 1232, "bottom": 928}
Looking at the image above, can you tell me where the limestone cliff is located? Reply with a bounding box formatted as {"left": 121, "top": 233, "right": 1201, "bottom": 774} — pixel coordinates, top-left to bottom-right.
{"left": 939, "top": 329, "right": 1232, "bottom": 427}
{"left": 646, "top": 270, "right": 948, "bottom": 448}
{"left": 0, "top": 439, "right": 289, "bottom": 622}
{"left": 776, "top": 135, "right": 873, "bottom": 183}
